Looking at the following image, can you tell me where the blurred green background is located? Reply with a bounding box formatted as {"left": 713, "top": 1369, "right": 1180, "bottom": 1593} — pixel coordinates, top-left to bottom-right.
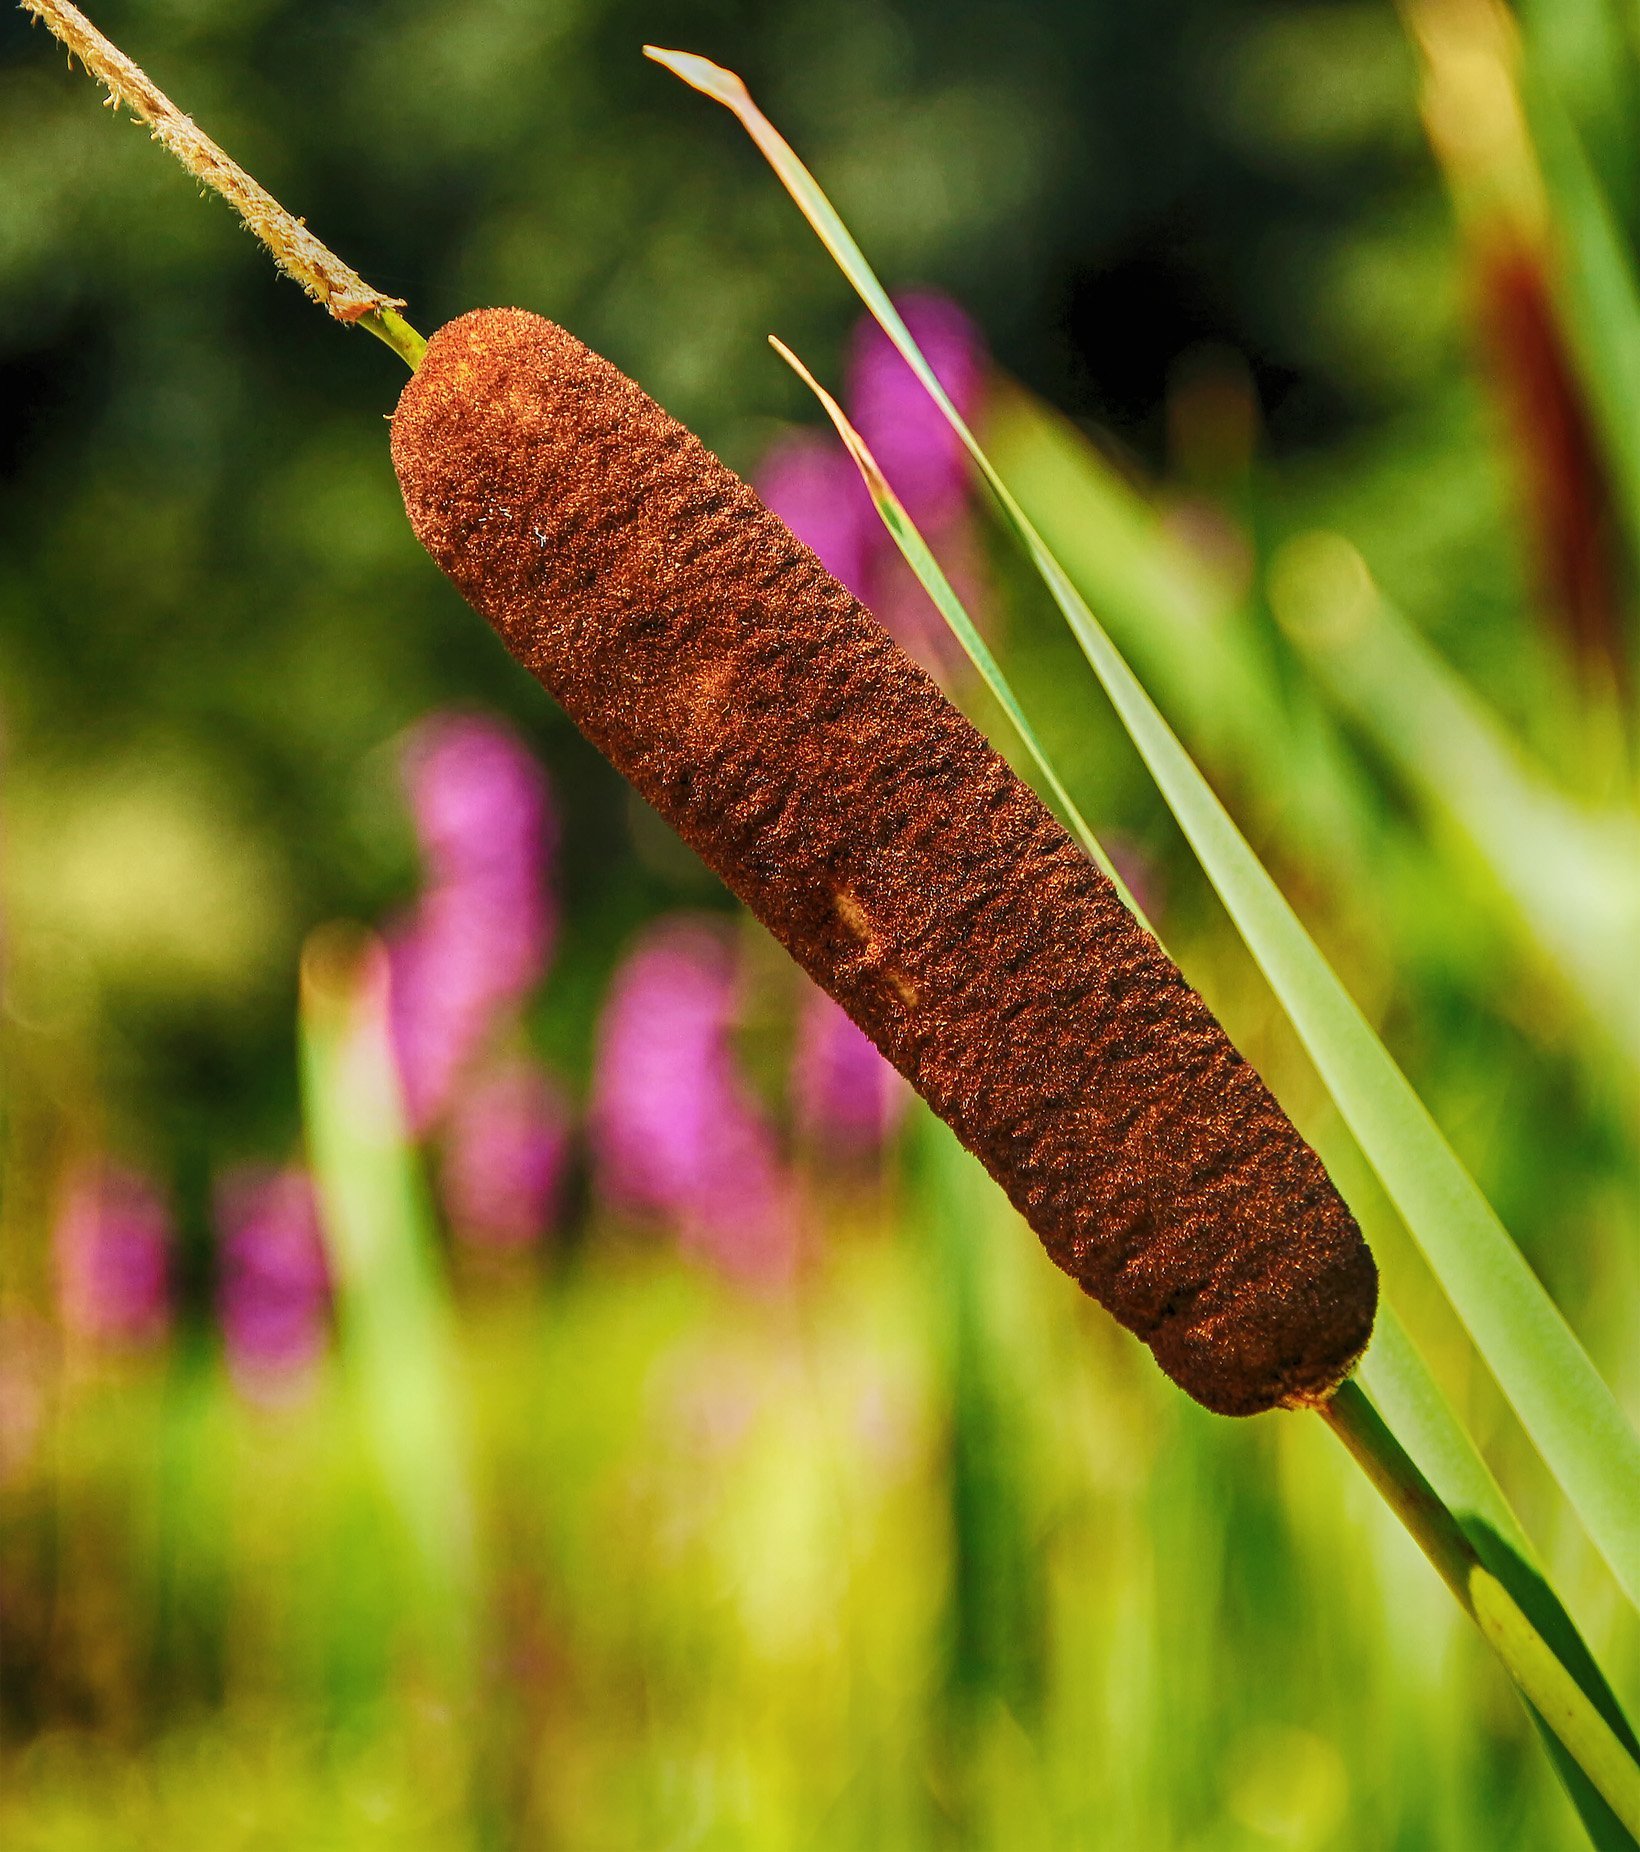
{"left": 1, "top": 0, "right": 1637, "bottom": 1846}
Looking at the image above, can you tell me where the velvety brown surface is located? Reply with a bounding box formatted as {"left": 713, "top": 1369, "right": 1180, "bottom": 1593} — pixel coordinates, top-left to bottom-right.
{"left": 390, "top": 307, "right": 1377, "bottom": 1415}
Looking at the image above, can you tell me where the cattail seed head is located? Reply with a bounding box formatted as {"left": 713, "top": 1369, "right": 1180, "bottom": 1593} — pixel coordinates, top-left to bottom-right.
{"left": 391, "top": 308, "right": 1377, "bottom": 1415}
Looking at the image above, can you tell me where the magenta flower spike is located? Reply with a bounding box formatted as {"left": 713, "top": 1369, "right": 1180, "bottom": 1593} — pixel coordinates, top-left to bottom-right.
{"left": 402, "top": 709, "right": 558, "bottom": 897}
{"left": 845, "top": 291, "right": 986, "bottom": 531}
{"left": 589, "top": 915, "right": 795, "bottom": 1285}
{"left": 386, "top": 711, "right": 558, "bottom": 1132}
{"left": 215, "top": 1165, "right": 332, "bottom": 1404}
{"left": 441, "top": 1052, "right": 573, "bottom": 1250}
{"left": 755, "top": 430, "right": 878, "bottom": 600}
{"left": 792, "top": 982, "right": 909, "bottom": 1159}
{"left": 53, "top": 1159, "right": 173, "bottom": 1350}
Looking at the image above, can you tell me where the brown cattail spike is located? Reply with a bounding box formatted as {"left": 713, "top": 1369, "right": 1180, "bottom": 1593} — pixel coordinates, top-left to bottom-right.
{"left": 390, "top": 308, "right": 1378, "bottom": 1416}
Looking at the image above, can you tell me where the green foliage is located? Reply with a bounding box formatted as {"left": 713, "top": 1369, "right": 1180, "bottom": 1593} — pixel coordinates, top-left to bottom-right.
{"left": 4, "top": 3, "right": 1639, "bottom": 1847}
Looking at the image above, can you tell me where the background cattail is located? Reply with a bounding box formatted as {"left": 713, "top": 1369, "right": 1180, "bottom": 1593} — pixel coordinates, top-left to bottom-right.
{"left": 390, "top": 307, "right": 1378, "bottom": 1416}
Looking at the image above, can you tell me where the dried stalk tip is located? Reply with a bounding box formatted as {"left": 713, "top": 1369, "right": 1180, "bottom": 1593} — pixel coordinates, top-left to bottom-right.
{"left": 391, "top": 309, "right": 1379, "bottom": 1417}
{"left": 21, "top": 0, "right": 404, "bottom": 323}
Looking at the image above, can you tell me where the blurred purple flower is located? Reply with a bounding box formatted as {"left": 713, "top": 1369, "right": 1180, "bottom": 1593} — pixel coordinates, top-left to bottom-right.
{"left": 387, "top": 713, "right": 558, "bottom": 1131}
{"left": 215, "top": 1165, "right": 330, "bottom": 1404}
{"left": 756, "top": 431, "right": 878, "bottom": 599}
{"left": 402, "top": 711, "right": 557, "bottom": 896}
{"left": 53, "top": 1160, "right": 172, "bottom": 1349}
{"left": 846, "top": 292, "right": 986, "bottom": 531}
{"left": 865, "top": 515, "right": 989, "bottom": 679}
{"left": 792, "top": 984, "right": 908, "bottom": 1159}
{"left": 441, "top": 1052, "right": 573, "bottom": 1250}
{"left": 757, "top": 295, "right": 988, "bottom": 676}
{"left": 589, "top": 916, "right": 795, "bottom": 1285}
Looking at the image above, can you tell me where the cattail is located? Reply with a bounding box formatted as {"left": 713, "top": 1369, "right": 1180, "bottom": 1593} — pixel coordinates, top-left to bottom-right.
{"left": 391, "top": 307, "right": 1377, "bottom": 1416}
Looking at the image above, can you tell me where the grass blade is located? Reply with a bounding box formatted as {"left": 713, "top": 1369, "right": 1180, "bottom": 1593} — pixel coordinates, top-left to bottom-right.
{"left": 1270, "top": 533, "right": 1640, "bottom": 1071}
{"left": 1324, "top": 1378, "right": 1640, "bottom": 1840}
{"left": 1361, "top": 1309, "right": 1640, "bottom": 1850}
{"left": 647, "top": 44, "right": 1640, "bottom": 1613}
{"left": 976, "top": 382, "right": 1337, "bottom": 804}
{"left": 989, "top": 389, "right": 1640, "bottom": 1060}
{"left": 298, "top": 923, "right": 479, "bottom": 1677}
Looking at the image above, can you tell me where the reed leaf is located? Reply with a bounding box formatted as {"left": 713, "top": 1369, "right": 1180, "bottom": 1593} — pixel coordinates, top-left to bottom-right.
{"left": 298, "top": 923, "right": 479, "bottom": 1678}
{"left": 766, "top": 336, "right": 1136, "bottom": 913}
{"left": 1361, "top": 1310, "right": 1640, "bottom": 1850}
{"left": 1269, "top": 533, "right": 1640, "bottom": 1073}
{"left": 1325, "top": 1379, "right": 1640, "bottom": 1839}
{"left": 989, "top": 389, "right": 1640, "bottom": 1058}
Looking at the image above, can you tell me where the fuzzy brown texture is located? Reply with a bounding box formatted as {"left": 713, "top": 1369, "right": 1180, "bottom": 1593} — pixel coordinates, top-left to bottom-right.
{"left": 391, "top": 307, "right": 1377, "bottom": 1415}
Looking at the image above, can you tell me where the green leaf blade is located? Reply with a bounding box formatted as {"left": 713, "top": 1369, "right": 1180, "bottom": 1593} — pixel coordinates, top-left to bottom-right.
{"left": 654, "top": 46, "right": 1640, "bottom": 1613}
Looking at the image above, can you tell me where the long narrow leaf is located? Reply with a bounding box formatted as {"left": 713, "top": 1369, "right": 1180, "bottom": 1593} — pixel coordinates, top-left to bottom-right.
{"left": 647, "top": 45, "right": 1640, "bottom": 1611}
{"left": 1270, "top": 534, "right": 1640, "bottom": 1070}
{"left": 992, "top": 390, "right": 1640, "bottom": 1065}
{"left": 775, "top": 345, "right": 1640, "bottom": 1840}
{"left": 299, "top": 924, "right": 479, "bottom": 1677}
{"left": 979, "top": 381, "right": 1382, "bottom": 875}
{"left": 1326, "top": 1379, "right": 1640, "bottom": 1839}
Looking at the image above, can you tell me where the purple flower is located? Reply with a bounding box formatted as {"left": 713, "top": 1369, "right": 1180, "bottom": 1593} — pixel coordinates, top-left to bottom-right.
{"left": 589, "top": 915, "right": 795, "bottom": 1285}
{"left": 215, "top": 1165, "right": 331, "bottom": 1404}
{"left": 792, "top": 984, "right": 909, "bottom": 1159}
{"left": 388, "top": 883, "right": 537, "bottom": 1129}
{"left": 755, "top": 431, "right": 878, "bottom": 600}
{"left": 386, "top": 712, "right": 558, "bottom": 1131}
{"left": 757, "top": 295, "right": 989, "bottom": 677}
{"left": 54, "top": 1160, "right": 172, "bottom": 1349}
{"left": 441, "top": 1052, "right": 573, "bottom": 1250}
{"left": 402, "top": 711, "right": 558, "bottom": 897}
{"left": 846, "top": 292, "right": 985, "bottom": 531}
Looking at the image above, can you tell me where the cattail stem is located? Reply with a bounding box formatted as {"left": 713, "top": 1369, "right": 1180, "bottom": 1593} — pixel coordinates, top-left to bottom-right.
{"left": 20, "top": 0, "right": 424, "bottom": 362}
{"left": 1321, "top": 1380, "right": 1640, "bottom": 1837}
{"left": 371, "top": 308, "right": 429, "bottom": 373}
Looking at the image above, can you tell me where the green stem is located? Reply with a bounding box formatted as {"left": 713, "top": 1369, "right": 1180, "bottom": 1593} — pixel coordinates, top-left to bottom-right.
{"left": 1320, "top": 1381, "right": 1640, "bottom": 1838}
{"left": 362, "top": 306, "right": 428, "bottom": 372}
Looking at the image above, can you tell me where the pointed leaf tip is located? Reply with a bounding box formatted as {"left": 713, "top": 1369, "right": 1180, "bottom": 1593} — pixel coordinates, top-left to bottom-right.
{"left": 767, "top": 337, "right": 890, "bottom": 499}
{"left": 643, "top": 46, "right": 750, "bottom": 109}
